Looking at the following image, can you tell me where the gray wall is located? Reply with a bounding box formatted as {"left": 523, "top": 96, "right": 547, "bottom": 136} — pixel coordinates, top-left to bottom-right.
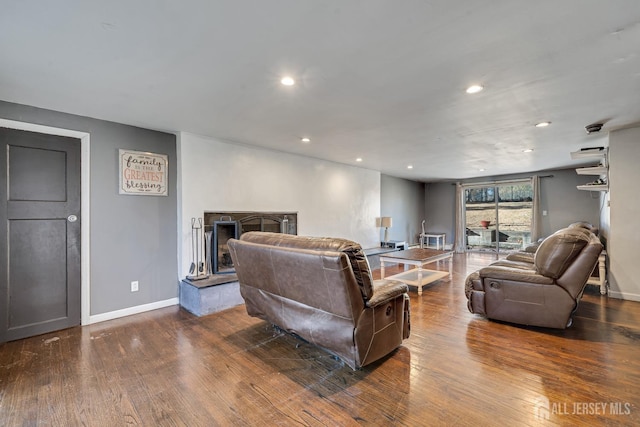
{"left": 0, "top": 101, "right": 178, "bottom": 315}
{"left": 539, "top": 169, "right": 601, "bottom": 234}
{"left": 607, "top": 126, "right": 640, "bottom": 300}
{"left": 380, "top": 174, "right": 425, "bottom": 245}
{"left": 424, "top": 182, "right": 457, "bottom": 247}
{"left": 424, "top": 168, "right": 601, "bottom": 246}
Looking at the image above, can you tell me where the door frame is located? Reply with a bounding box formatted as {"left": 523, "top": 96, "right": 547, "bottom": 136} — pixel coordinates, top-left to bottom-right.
{"left": 0, "top": 119, "right": 91, "bottom": 326}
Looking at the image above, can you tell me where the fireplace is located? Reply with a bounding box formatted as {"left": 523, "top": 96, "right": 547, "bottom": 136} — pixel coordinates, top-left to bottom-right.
{"left": 205, "top": 212, "right": 297, "bottom": 274}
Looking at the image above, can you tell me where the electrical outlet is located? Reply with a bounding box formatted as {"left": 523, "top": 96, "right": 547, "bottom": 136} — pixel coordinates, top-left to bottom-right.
{"left": 131, "top": 280, "right": 139, "bottom": 292}
{"left": 542, "top": 210, "right": 548, "bottom": 216}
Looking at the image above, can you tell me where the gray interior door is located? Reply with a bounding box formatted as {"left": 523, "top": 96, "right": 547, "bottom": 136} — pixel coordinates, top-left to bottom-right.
{"left": 0, "top": 128, "right": 81, "bottom": 343}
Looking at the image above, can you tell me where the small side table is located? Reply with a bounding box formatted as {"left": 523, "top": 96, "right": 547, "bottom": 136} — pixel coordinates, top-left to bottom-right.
{"left": 587, "top": 250, "right": 608, "bottom": 295}
{"left": 420, "top": 233, "right": 446, "bottom": 250}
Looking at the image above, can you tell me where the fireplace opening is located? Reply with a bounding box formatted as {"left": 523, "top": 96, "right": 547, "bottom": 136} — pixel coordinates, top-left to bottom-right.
{"left": 211, "top": 217, "right": 238, "bottom": 274}
{"left": 205, "top": 212, "right": 297, "bottom": 274}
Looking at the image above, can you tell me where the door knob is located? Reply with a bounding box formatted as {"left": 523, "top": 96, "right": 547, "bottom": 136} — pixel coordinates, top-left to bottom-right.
{"left": 67, "top": 215, "right": 78, "bottom": 223}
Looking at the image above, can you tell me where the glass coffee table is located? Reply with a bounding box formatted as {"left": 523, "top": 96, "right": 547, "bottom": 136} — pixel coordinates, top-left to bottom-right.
{"left": 379, "top": 248, "right": 453, "bottom": 295}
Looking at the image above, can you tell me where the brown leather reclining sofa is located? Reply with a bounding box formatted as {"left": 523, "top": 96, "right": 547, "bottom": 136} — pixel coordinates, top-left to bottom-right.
{"left": 228, "top": 232, "right": 410, "bottom": 370}
{"left": 465, "top": 224, "right": 603, "bottom": 329}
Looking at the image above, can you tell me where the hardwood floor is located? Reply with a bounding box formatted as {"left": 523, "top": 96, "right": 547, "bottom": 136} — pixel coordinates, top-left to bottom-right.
{"left": 1, "top": 253, "right": 639, "bottom": 426}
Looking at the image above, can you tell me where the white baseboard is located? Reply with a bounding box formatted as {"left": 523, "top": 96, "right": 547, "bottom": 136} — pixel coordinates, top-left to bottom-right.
{"left": 87, "top": 297, "right": 179, "bottom": 325}
{"left": 607, "top": 290, "right": 640, "bottom": 302}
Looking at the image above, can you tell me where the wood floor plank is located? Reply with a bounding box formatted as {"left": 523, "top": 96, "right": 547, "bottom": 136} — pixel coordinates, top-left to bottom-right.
{"left": 1, "top": 253, "right": 639, "bottom": 426}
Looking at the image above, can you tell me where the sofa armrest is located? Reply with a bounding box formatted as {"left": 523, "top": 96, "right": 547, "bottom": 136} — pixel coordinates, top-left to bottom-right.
{"left": 479, "top": 265, "right": 554, "bottom": 285}
{"left": 366, "top": 279, "right": 408, "bottom": 307}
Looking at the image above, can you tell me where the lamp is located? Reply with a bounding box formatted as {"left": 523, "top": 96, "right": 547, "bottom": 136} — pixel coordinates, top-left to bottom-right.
{"left": 380, "top": 217, "right": 392, "bottom": 245}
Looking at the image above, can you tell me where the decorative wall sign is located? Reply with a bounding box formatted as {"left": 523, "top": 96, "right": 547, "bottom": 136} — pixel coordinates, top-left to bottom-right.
{"left": 119, "top": 149, "right": 168, "bottom": 196}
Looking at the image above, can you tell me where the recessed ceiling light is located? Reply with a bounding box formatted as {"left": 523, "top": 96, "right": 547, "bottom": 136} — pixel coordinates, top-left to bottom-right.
{"left": 355, "top": 158, "right": 363, "bottom": 162}
{"left": 479, "top": 168, "right": 486, "bottom": 172}
{"left": 466, "top": 84, "right": 484, "bottom": 94}
{"left": 407, "top": 165, "right": 414, "bottom": 169}
{"left": 523, "top": 148, "right": 534, "bottom": 153}
{"left": 535, "top": 121, "right": 551, "bottom": 127}
{"left": 281, "top": 76, "right": 295, "bottom": 86}
{"left": 301, "top": 137, "right": 310, "bottom": 143}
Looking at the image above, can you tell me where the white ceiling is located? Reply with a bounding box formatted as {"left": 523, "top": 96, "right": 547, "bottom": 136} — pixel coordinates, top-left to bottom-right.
{"left": 2, "top": 1, "right": 639, "bottom": 181}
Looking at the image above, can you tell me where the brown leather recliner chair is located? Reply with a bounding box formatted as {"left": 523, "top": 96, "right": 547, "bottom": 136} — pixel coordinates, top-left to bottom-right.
{"left": 506, "top": 221, "right": 599, "bottom": 264}
{"left": 465, "top": 226, "right": 603, "bottom": 328}
{"left": 228, "top": 232, "right": 410, "bottom": 370}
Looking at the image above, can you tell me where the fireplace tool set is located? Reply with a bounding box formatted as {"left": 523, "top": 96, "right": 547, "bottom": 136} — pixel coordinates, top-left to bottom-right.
{"left": 187, "top": 217, "right": 209, "bottom": 281}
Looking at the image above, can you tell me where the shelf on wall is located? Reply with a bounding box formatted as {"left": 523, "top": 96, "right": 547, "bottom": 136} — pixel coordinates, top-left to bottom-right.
{"left": 571, "top": 147, "right": 609, "bottom": 192}
{"left": 570, "top": 148, "right": 607, "bottom": 160}
{"left": 575, "top": 165, "right": 608, "bottom": 175}
{"left": 576, "top": 184, "right": 608, "bottom": 191}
